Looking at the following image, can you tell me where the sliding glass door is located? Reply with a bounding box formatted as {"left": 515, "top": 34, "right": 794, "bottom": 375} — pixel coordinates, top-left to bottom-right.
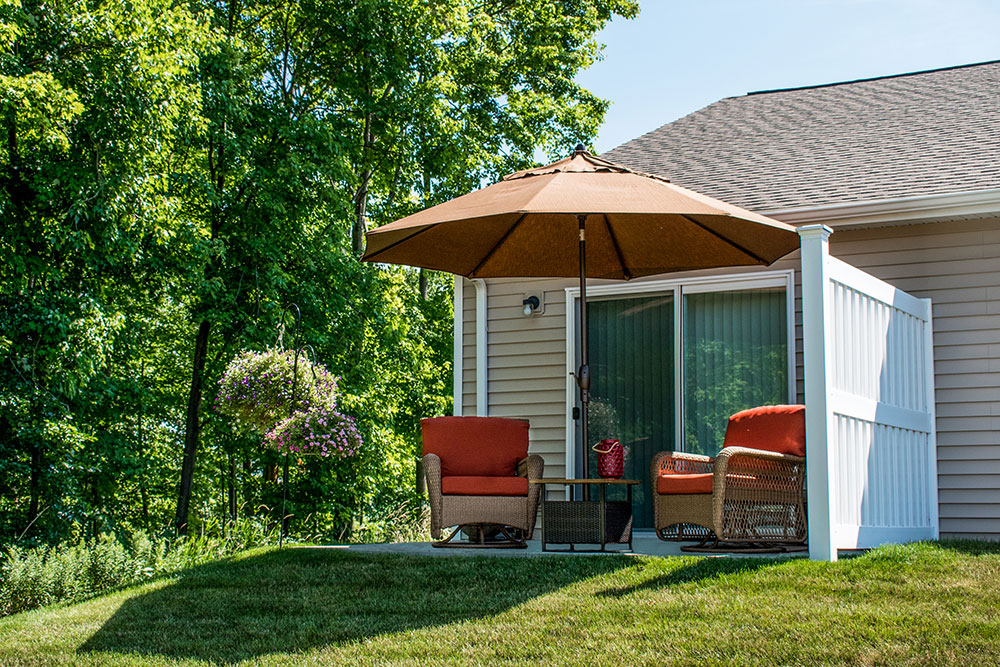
{"left": 581, "top": 280, "right": 790, "bottom": 529}
{"left": 587, "top": 294, "right": 675, "bottom": 530}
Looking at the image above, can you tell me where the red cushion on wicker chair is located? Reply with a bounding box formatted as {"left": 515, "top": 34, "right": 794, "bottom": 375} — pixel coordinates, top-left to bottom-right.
{"left": 656, "top": 472, "right": 713, "bottom": 495}
{"left": 421, "top": 416, "right": 529, "bottom": 477}
{"left": 441, "top": 476, "right": 530, "bottom": 496}
{"left": 723, "top": 405, "right": 806, "bottom": 457}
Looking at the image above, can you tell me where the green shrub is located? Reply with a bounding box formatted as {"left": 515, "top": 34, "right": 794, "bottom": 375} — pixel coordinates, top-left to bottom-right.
{"left": 0, "top": 501, "right": 431, "bottom": 617}
{"left": 0, "top": 546, "right": 54, "bottom": 614}
{"left": 0, "top": 516, "right": 281, "bottom": 617}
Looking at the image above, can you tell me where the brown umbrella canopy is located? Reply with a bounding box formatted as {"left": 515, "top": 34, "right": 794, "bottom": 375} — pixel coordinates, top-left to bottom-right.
{"left": 362, "top": 149, "right": 799, "bottom": 277}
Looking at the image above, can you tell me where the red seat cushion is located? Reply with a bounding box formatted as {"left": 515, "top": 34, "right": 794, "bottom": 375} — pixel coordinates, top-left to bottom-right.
{"left": 724, "top": 405, "right": 806, "bottom": 457}
{"left": 657, "top": 472, "right": 713, "bottom": 495}
{"left": 421, "top": 416, "right": 529, "bottom": 477}
{"left": 441, "top": 476, "right": 530, "bottom": 496}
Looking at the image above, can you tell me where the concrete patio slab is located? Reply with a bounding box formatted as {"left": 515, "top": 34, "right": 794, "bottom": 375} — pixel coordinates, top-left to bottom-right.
{"left": 304, "top": 532, "right": 806, "bottom": 559}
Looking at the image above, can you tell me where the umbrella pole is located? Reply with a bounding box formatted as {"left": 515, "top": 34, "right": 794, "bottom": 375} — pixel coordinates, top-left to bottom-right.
{"left": 577, "top": 214, "right": 591, "bottom": 491}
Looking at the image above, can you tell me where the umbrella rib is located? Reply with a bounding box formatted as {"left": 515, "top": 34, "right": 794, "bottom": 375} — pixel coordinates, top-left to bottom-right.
{"left": 680, "top": 214, "right": 770, "bottom": 264}
{"left": 603, "top": 214, "right": 632, "bottom": 280}
{"left": 468, "top": 212, "right": 528, "bottom": 278}
{"left": 363, "top": 225, "right": 436, "bottom": 263}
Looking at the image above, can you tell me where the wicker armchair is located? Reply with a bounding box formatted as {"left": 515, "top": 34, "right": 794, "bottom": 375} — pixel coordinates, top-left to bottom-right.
{"left": 652, "top": 405, "right": 807, "bottom": 546}
{"left": 422, "top": 416, "right": 544, "bottom": 548}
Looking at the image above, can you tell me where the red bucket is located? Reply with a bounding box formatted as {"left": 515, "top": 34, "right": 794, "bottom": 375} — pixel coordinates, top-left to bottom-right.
{"left": 592, "top": 439, "right": 624, "bottom": 479}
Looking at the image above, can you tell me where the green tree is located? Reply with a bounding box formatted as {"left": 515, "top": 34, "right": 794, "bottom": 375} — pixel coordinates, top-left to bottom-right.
{"left": 0, "top": 0, "right": 637, "bottom": 543}
{"left": 0, "top": 0, "right": 209, "bottom": 540}
{"left": 172, "top": 0, "right": 637, "bottom": 533}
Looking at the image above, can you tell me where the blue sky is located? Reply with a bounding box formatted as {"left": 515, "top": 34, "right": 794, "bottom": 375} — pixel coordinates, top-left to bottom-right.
{"left": 578, "top": 0, "right": 1000, "bottom": 153}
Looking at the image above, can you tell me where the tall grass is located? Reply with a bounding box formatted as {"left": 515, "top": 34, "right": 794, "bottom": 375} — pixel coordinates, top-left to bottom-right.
{"left": 0, "top": 514, "right": 280, "bottom": 617}
{"left": 1, "top": 501, "right": 432, "bottom": 617}
{"left": 349, "top": 498, "right": 431, "bottom": 544}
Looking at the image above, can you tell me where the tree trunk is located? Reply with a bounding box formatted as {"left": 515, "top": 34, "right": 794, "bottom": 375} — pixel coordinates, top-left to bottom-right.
{"left": 137, "top": 366, "right": 150, "bottom": 531}
{"left": 27, "top": 440, "right": 40, "bottom": 527}
{"left": 227, "top": 454, "right": 237, "bottom": 520}
{"left": 352, "top": 168, "right": 371, "bottom": 256}
{"left": 418, "top": 170, "right": 430, "bottom": 301}
{"left": 263, "top": 463, "right": 278, "bottom": 484}
{"left": 351, "top": 111, "right": 374, "bottom": 256}
{"left": 242, "top": 456, "right": 251, "bottom": 516}
{"left": 139, "top": 481, "right": 150, "bottom": 531}
{"left": 175, "top": 319, "right": 211, "bottom": 533}
{"left": 90, "top": 484, "right": 100, "bottom": 539}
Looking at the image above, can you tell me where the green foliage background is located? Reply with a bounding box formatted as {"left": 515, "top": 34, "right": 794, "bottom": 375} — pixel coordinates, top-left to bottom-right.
{"left": 0, "top": 0, "right": 637, "bottom": 545}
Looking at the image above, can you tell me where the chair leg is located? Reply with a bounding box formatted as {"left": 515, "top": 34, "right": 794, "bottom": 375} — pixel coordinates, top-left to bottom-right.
{"left": 679, "top": 534, "right": 719, "bottom": 552}
{"left": 431, "top": 523, "right": 528, "bottom": 549}
{"left": 431, "top": 526, "right": 464, "bottom": 547}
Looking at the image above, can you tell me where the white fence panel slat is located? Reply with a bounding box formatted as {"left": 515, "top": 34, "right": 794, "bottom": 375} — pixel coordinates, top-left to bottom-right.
{"left": 826, "top": 256, "right": 937, "bottom": 548}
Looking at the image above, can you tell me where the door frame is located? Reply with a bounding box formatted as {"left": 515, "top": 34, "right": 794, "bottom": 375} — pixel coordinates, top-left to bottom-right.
{"left": 564, "top": 269, "right": 796, "bottom": 480}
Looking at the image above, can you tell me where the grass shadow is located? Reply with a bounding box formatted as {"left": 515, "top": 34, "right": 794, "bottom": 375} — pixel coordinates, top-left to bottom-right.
{"left": 78, "top": 547, "right": 633, "bottom": 663}
{"left": 598, "top": 556, "right": 784, "bottom": 598}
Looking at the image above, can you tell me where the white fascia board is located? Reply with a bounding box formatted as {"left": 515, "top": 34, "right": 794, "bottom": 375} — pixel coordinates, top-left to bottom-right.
{"left": 761, "top": 187, "right": 1000, "bottom": 227}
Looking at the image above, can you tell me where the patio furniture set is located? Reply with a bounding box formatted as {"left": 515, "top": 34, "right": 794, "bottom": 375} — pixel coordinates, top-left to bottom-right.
{"left": 364, "top": 146, "right": 824, "bottom": 556}
{"left": 422, "top": 405, "right": 808, "bottom": 552}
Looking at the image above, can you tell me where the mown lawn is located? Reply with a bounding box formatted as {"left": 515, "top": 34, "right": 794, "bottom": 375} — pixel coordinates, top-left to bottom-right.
{"left": 1, "top": 541, "right": 998, "bottom": 666}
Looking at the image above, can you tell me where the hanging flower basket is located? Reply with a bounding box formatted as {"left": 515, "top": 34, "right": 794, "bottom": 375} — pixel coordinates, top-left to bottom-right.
{"left": 264, "top": 405, "right": 362, "bottom": 458}
{"left": 215, "top": 348, "right": 339, "bottom": 432}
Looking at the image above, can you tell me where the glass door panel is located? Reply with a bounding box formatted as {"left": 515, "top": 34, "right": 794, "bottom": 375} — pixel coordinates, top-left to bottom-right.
{"left": 586, "top": 293, "right": 675, "bottom": 530}
{"left": 683, "top": 288, "right": 789, "bottom": 456}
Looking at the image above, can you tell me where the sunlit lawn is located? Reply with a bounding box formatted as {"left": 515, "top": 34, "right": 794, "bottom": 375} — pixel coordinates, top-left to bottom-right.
{"left": 1, "top": 541, "right": 998, "bottom": 665}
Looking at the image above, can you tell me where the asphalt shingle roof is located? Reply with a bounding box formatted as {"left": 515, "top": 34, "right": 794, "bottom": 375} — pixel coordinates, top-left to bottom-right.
{"left": 602, "top": 61, "right": 1000, "bottom": 211}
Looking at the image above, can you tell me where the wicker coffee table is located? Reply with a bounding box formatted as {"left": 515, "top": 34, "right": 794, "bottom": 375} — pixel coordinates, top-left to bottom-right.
{"left": 529, "top": 478, "right": 639, "bottom": 552}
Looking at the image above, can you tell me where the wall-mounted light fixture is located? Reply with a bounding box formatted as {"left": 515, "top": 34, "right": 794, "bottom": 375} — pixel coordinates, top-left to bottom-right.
{"left": 522, "top": 294, "right": 542, "bottom": 316}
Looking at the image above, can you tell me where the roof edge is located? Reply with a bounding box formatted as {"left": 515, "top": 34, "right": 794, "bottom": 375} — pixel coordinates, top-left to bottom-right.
{"left": 747, "top": 59, "right": 1000, "bottom": 96}
{"left": 761, "top": 188, "right": 1000, "bottom": 228}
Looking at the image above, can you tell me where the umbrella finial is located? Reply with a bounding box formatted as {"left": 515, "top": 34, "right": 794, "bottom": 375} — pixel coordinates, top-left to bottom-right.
{"left": 573, "top": 143, "right": 587, "bottom": 155}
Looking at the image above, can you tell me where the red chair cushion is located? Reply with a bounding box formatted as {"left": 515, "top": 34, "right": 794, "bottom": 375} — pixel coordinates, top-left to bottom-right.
{"left": 441, "top": 476, "right": 530, "bottom": 496}
{"left": 421, "top": 416, "right": 529, "bottom": 477}
{"left": 657, "top": 472, "right": 713, "bottom": 495}
{"left": 723, "top": 405, "right": 806, "bottom": 457}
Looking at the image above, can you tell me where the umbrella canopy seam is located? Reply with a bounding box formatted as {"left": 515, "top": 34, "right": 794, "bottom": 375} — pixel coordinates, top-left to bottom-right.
{"left": 602, "top": 213, "right": 632, "bottom": 280}
{"left": 680, "top": 214, "right": 771, "bottom": 265}
{"left": 363, "top": 224, "right": 436, "bottom": 263}
{"left": 468, "top": 212, "right": 530, "bottom": 278}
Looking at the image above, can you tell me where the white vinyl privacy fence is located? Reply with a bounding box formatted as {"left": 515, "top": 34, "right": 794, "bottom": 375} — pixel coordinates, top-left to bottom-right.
{"left": 799, "top": 225, "right": 938, "bottom": 561}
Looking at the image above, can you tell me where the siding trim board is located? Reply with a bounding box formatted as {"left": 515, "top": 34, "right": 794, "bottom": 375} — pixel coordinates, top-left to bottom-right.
{"left": 474, "top": 279, "right": 487, "bottom": 416}
{"left": 763, "top": 187, "right": 1000, "bottom": 228}
{"left": 453, "top": 275, "right": 463, "bottom": 416}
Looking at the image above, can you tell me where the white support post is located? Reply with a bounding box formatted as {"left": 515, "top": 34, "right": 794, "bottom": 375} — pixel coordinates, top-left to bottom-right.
{"left": 923, "top": 301, "right": 940, "bottom": 539}
{"left": 799, "top": 224, "right": 837, "bottom": 562}
{"left": 474, "top": 279, "right": 488, "bottom": 417}
{"left": 452, "top": 275, "right": 464, "bottom": 417}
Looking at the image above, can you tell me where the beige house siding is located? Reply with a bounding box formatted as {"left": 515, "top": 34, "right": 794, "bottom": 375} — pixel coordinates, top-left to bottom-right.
{"left": 458, "top": 216, "right": 1000, "bottom": 539}
{"left": 827, "top": 218, "right": 1000, "bottom": 540}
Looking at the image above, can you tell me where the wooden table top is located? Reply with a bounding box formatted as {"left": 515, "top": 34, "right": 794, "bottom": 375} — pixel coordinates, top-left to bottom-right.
{"left": 529, "top": 478, "right": 640, "bottom": 485}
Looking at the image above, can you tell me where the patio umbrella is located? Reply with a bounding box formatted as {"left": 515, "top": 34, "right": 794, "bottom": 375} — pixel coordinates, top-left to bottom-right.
{"left": 362, "top": 146, "right": 799, "bottom": 477}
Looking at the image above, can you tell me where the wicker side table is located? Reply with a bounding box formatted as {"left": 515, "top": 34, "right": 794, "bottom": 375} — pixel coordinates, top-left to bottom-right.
{"left": 530, "top": 478, "right": 639, "bottom": 552}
